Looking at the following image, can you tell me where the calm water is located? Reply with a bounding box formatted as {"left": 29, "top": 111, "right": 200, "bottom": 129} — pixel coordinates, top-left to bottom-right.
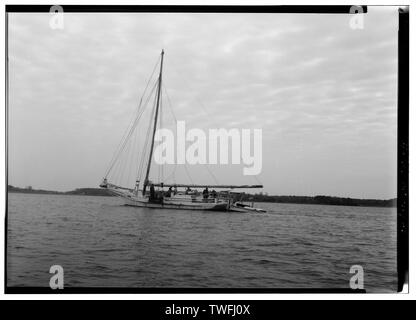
{"left": 7, "top": 193, "right": 397, "bottom": 292}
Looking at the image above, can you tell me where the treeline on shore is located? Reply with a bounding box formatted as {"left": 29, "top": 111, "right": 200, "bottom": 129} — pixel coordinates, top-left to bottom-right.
{"left": 8, "top": 185, "right": 396, "bottom": 208}
{"left": 8, "top": 185, "right": 113, "bottom": 197}
{"left": 243, "top": 193, "right": 397, "bottom": 208}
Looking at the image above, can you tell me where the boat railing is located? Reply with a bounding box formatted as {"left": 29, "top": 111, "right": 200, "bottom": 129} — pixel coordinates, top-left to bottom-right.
{"left": 164, "top": 195, "right": 221, "bottom": 204}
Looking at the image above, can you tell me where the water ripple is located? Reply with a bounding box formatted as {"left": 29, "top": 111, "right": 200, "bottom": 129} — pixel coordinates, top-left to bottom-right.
{"left": 7, "top": 194, "right": 397, "bottom": 291}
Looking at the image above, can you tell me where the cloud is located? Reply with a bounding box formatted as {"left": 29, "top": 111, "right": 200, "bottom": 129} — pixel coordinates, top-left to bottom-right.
{"left": 8, "top": 8, "right": 398, "bottom": 198}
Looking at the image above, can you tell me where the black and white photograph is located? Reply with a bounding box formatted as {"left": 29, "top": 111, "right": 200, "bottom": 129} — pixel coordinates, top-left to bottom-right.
{"left": 4, "top": 4, "right": 409, "bottom": 296}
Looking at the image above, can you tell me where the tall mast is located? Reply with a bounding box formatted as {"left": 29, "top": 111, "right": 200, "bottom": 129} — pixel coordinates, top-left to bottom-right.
{"left": 143, "top": 49, "right": 164, "bottom": 195}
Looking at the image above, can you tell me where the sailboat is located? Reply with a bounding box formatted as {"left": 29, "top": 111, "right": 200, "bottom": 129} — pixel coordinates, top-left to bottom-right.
{"left": 100, "top": 50, "right": 263, "bottom": 211}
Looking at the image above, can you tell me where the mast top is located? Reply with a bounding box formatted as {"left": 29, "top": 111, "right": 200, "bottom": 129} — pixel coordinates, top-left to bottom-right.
{"left": 142, "top": 49, "right": 165, "bottom": 195}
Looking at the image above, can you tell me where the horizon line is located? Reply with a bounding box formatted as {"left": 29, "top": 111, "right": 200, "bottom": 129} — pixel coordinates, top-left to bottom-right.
{"left": 7, "top": 184, "right": 397, "bottom": 201}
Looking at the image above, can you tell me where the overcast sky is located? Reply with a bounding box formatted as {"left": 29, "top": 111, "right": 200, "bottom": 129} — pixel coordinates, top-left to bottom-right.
{"left": 8, "top": 7, "right": 398, "bottom": 198}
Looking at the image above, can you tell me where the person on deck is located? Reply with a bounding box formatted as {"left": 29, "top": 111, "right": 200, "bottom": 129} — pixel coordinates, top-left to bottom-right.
{"left": 202, "top": 187, "right": 209, "bottom": 201}
{"left": 149, "top": 184, "right": 155, "bottom": 200}
{"left": 165, "top": 187, "right": 172, "bottom": 197}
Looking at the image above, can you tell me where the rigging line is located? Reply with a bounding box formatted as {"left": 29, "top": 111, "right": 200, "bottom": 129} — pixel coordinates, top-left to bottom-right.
{"left": 126, "top": 128, "right": 136, "bottom": 186}
{"left": 142, "top": 50, "right": 165, "bottom": 195}
{"left": 122, "top": 122, "right": 139, "bottom": 187}
{"left": 104, "top": 57, "right": 160, "bottom": 178}
{"left": 183, "top": 164, "right": 194, "bottom": 185}
{"left": 161, "top": 84, "right": 179, "bottom": 184}
{"left": 116, "top": 137, "right": 130, "bottom": 187}
{"left": 104, "top": 116, "right": 136, "bottom": 178}
{"left": 105, "top": 79, "right": 159, "bottom": 177}
{"left": 111, "top": 79, "right": 158, "bottom": 168}
{"left": 137, "top": 107, "right": 155, "bottom": 182}
{"left": 131, "top": 111, "right": 142, "bottom": 184}
{"left": 194, "top": 96, "right": 210, "bottom": 117}
{"left": 137, "top": 55, "right": 161, "bottom": 112}
{"left": 164, "top": 81, "right": 218, "bottom": 185}
{"left": 253, "top": 174, "right": 263, "bottom": 186}
{"left": 164, "top": 164, "right": 177, "bottom": 183}
{"left": 136, "top": 105, "right": 154, "bottom": 183}
{"left": 105, "top": 83, "right": 157, "bottom": 179}
{"left": 135, "top": 90, "right": 157, "bottom": 182}
{"left": 105, "top": 58, "right": 160, "bottom": 177}
{"left": 162, "top": 83, "right": 178, "bottom": 123}
{"left": 112, "top": 139, "right": 128, "bottom": 185}
{"left": 136, "top": 128, "right": 150, "bottom": 183}
{"left": 203, "top": 163, "right": 219, "bottom": 184}
{"left": 163, "top": 83, "right": 194, "bottom": 185}
{"left": 172, "top": 165, "right": 176, "bottom": 183}
{"left": 127, "top": 115, "right": 140, "bottom": 188}
{"left": 159, "top": 90, "right": 164, "bottom": 183}
{"left": 136, "top": 83, "right": 159, "bottom": 183}
{"left": 239, "top": 155, "right": 263, "bottom": 186}
{"left": 166, "top": 65, "right": 210, "bottom": 116}
{"left": 121, "top": 134, "right": 134, "bottom": 187}
{"left": 115, "top": 148, "right": 126, "bottom": 185}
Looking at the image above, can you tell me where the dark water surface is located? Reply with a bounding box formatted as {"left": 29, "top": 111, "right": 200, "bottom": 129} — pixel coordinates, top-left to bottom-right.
{"left": 7, "top": 193, "right": 397, "bottom": 292}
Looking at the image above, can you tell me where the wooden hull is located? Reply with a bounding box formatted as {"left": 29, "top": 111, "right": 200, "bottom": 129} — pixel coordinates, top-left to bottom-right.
{"left": 124, "top": 198, "right": 229, "bottom": 211}
{"left": 107, "top": 187, "right": 230, "bottom": 211}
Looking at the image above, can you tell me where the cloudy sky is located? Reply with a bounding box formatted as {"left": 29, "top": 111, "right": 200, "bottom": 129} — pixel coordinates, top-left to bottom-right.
{"left": 8, "top": 7, "right": 398, "bottom": 199}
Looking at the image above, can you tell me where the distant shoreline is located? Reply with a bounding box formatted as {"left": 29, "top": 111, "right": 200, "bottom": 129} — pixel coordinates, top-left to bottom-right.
{"left": 7, "top": 185, "right": 397, "bottom": 208}
{"left": 8, "top": 185, "right": 112, "bottom": 197}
